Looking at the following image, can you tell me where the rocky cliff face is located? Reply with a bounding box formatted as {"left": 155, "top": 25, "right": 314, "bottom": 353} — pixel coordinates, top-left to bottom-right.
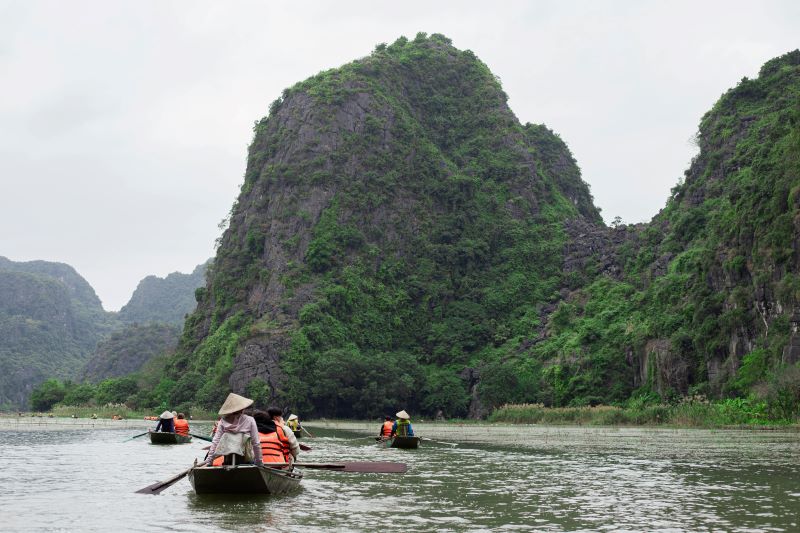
{"left": 170, "top": 38, "right": 800, "bottom": 417}
{"left": 171, "top": 34, "right": 600, "bottom": 416}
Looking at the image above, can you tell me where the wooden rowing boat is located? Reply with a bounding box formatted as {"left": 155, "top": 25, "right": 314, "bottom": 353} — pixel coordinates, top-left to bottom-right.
{"left": 293, "top": 429, "right": 302, "bottom": 438}
{"left": 149, "top": 431, "right": 192, "bottom": 444}
{"left": 385, "top": 435, "right": 420, "bottom": 449}
{"left": 188, "top": 464, "right": 302, "bottom": 495}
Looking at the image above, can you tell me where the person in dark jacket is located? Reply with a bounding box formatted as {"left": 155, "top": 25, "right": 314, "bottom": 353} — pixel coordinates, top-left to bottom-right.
{"left": 153, "top": 410, "right": 175, "bottom": 433}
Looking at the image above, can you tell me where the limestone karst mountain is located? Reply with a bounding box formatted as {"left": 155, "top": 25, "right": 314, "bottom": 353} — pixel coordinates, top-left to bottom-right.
{"left": 170, "top": 37, "right": 800, "bottom": 418}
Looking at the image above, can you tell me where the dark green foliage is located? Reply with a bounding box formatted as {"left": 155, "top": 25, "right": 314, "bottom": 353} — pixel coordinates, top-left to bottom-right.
{"left": 29, "top": 379, "right": 67, "bottom": 411}
{"left": 93, "top": 376, "right": 138, "bottom": 405}
{"left": 0, "top": 258, "right": 119, "bottom": 409}
{"left": 503, "top": 49, "right": 800, "bottom": 416}
{"left": 82, "top": 323, "right": 180, "bottom": 382}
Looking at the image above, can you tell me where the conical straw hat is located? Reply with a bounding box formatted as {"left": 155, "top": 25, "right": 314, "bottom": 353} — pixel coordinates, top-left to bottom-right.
{"left": 159, "top": 411, "right": 174, "bottom": 419}
{"left": 288, "top": 414, "right": 298, "bottom": 421}
{"left": 395, "top": 410, "right": 410, "bottom": 419}
{"left": 218, "top": 393, "right": 253, "bottom": 415}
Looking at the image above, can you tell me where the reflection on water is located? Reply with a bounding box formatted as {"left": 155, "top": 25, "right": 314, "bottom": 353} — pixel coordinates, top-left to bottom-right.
{"left": 0, "top": 421, "right": 798, "bottom": 532}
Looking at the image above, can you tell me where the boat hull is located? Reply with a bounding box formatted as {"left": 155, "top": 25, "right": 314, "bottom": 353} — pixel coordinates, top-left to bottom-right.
{"left": 149, "top": 432, "right": 192, "bottom": 444}
{"left": 293, "top": 430, "right": 302, "bottom": 439}
{"left": 386, "top": 436, "right": 420, "bottom": 449}
{"left": 189, "top": 465, "right": 302, "bottom": 495}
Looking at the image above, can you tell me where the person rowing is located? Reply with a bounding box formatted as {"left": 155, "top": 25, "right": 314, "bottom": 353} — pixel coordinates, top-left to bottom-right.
{"left": 205, "top": 393, "right": 263, "bottom": 467}
{"left": 392, "top": 410, "right": 414, "bottom": 437}
{"left": 269, "top": 407, "right": 300, "bottom": 461}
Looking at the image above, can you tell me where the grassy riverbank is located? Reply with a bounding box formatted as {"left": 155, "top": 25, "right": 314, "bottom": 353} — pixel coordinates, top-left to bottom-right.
{"left": 489, "top": 398, "right": 800, "bottom": 428}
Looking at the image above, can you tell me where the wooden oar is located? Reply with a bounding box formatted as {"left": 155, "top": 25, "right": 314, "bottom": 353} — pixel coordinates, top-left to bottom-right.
{"left": 294, "top": 461, "right": 407, "bottom": 473}
{"left": 190, "top": 433, "right": 213, "bottom": 442}
{"left": 135, "top": 465, "right": 195, "bottom": 495}
{"left": 420, "top": 437, "right": 458, "bottom": 447}
{"left": 301, "top": 426, "right": 314, "bottom": 438}
{"left": 343, "top": 435, "right": 380, "bottom": 441}
{"left": 122, "top": 431, "right": 149, "bottom": 442}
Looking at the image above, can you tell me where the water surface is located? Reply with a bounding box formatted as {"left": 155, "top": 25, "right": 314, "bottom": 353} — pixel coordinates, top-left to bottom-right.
{"left": 0, "top": 419, "right": 797, "bottom": 532}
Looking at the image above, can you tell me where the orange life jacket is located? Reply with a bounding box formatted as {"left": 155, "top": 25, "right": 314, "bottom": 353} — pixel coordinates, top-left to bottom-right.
{"left": 174, "top": 419, "right": 189, "bottom": 436}
{"left": 260, "top": 425, "right": 291, "bottom": 465}
{"left": 381, "top": 420, "right": 394, "bottom": 437}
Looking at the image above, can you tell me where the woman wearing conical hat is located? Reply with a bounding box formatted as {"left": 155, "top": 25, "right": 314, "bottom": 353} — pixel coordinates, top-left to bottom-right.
{"left": 205, "top": 393, "right": 263, "bottom": 466}
{"left": 152, "top": 410, "right": 175, "bottom": 433}
{"left": 392, "top": 410, "right": 414, "bottom": 437}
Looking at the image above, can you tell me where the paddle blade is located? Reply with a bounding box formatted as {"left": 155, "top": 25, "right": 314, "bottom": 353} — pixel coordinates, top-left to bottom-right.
{"left": 299, "top": 443, "right": 312, "bottom": 452}
{"left": 295, "top": 461, "right": 407, "bottom": 473}
{"left": 122, "top": 432, "right": 149, "bottom": 442}
{"left": 135, "top": 468, "right": 191, "bottom": 495}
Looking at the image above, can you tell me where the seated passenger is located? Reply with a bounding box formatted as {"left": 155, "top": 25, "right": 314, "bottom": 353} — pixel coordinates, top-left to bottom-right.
{"left": 174, "top": 413, "right": 190, "bottom": 436}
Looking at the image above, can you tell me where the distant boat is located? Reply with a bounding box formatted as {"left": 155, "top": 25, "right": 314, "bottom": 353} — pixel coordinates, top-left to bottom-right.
{"left": 188, "top": 464, "right": 302, "bottom": 495}
{"left": 149, "top": 432, "right": 192, "bottom": 444}
{"left": 384, "top": 435, "right": 420, "bottom": 449}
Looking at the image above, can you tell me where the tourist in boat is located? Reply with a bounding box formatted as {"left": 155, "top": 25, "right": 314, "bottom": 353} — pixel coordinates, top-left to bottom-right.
{"left": 286, "top": 414, "right": 300, "bottom": 432}
{"left": 379, "top": 416, "right": 393, "bottom": 439}
{"left": 392, "top": 410, "right": 414, "bottom": 437}
{"left": 251, "top": 409, "right": 295, "bottom": 467}
{"left": 174, "top": 413, "right": 190, "bottom": 436}
{"left": 268, "top": 407, "right": 301, "bottom": 460}
{"left": 206, "top": 393, "right": 263, "bottom": 466}
{"left": 153, "top": 410, "right": 175, "bottom": 433}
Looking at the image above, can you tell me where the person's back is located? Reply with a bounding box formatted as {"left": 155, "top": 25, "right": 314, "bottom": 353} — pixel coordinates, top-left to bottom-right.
{"left": 380, "top": 417, "right": 393, "bottom": 437}
{"left": 154, "top": 411, "right": 175, "bottom": 433}
{"left": 393, "top": 410, "right": 414, "bottom": 437}
{"left": 252, "top": 410, "right": 292, "bottom": 466}
{"left": 174, "top": 413, "right": 190, "bottom": 436}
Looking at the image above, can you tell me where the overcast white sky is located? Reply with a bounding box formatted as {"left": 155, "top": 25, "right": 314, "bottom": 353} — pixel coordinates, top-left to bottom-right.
{"left": 1, "top": 1, "right": 798, "bottom": 310}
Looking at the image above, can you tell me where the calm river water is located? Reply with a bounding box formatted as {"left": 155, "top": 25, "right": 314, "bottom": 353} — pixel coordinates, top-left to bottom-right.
{"left": 0, "top": 419, "right": 798, "bottom": 532}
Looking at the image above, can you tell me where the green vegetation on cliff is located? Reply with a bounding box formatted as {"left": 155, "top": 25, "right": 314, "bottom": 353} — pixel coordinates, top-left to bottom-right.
{"left": 493, "top": 50, "right": 800, "bottom": 420}
{"left": 0, "top": 258, "right": 118, "bottom": 409}
{"left": 82, "top": 323, "right": 180, "bottom": 382}
{"left": 166, "top": 33, "right": 600, "bottom": 417}
{"left": 0, "top": 257, "right": 207, "bottom": 410}
{"left": 118, "top": 261, "right": 208, "bottom": 326}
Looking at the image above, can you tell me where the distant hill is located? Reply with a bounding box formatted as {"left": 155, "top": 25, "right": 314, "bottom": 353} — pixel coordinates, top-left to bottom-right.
{"left": 0, "top": 257, "right": 209, "bottom": 409}
{"left": 82, "top": 323, "right": 180, "bottom": 382}
{"left": 118, "top": 261, "right": 209, "bottom": 326}
{"left": 0, "top": 257, "right": 118, "bottom": 409}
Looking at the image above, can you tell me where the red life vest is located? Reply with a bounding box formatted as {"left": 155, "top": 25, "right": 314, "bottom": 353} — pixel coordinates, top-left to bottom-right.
{"left": 381, "top": 420, "right": 394, "bottom": 437}
{"left": 174, "top": 419, "right": 190, "bottom": 436}
{"left": 260, "top": 425, "right": 291, "bottom": 464}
